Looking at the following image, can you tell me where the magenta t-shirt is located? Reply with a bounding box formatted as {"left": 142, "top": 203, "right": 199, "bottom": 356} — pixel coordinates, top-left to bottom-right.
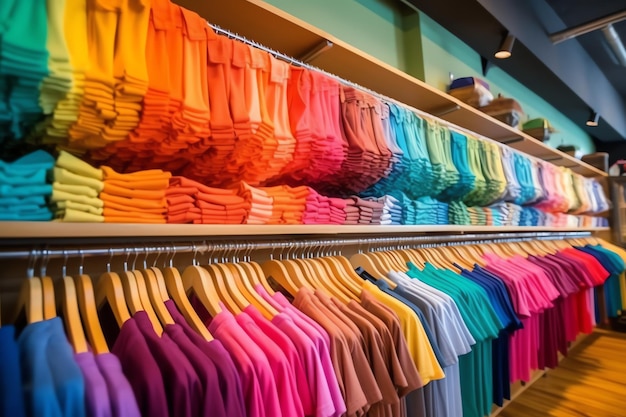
{"left": 134, "top": 311, "right": 202, "bottom": 417}
{"left": 111, "top": 318, "right": 167, "bottom": 417}
{"left": 255, "top": 286, "right": 346, "bottom": 417}
{"left": 206, "top": 304, "right": 280, "bottom": 417}
{"left": 242, "top": 305, "right": 313, "bottom": 415}
{"left": 164, "top": 300, "right": 246, "bottom": 417}
{"left": 164, "top": 323, "right": 228, "bottom": 417}
{"left": 236, "top": 311, "right": 305, "bottom": 417}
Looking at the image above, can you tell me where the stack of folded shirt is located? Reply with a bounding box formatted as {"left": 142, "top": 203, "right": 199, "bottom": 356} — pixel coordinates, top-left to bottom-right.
{"left": 262, "top": 185, "right": 308, "bottom": 225}
{"left": 343, "top": 198, "right": 360, "bottom": 225}
{"left": 373, "top": 195, "right": 402, "bottom": 225}
{"left": 350, "top": 197, "right": 384, "bottom": 225}
{"left": 0, "top": 1, "right": 48, "bottom": 140}
{"left": 302, "top": 187, "right": 332, "bottom": 225}
{"left": 195, "top": 184, "right": 249, "bottom": 225}
{"left": 328, "top": 198, "right": 347, "bottom": 225}
{"left": 448, "top": 201, "right": 471, "bottom": 226}
{"left": 0, "top": 150, "right": 54, "bottom": 221}
{"left": 167, "top": 177, "right": 250, "bottom": 224}
{"left": 100, "top": 167, "right": 170, "bottom": 223}
{"left": 51, "top": 151, "right": 104, "bottom": 222}
{"left": 467, "top": 206, "right": 487, "bottom": 226}
{"left": 165, "top": 177, "right": 202, "bottom": 224}
{"left": 413, "top": 196, "right": 440, "bottom": 225}
{"left": 236, "top": 182, "right": 273, "bottom": 225}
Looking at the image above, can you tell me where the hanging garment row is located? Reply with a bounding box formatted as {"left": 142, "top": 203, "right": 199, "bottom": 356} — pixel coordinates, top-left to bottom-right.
{"left": 0, "top": 143, "right": 609, "bottom": 227}
{"left": 0, "top": 0, "right": 610, "bottom": 225}
{"left": 2, "top": 236, "right": 625, "bottom": 417}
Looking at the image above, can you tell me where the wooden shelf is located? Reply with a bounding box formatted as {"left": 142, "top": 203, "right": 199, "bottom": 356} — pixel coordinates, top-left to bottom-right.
{"left": 0, "top": 222, "right": 608, "bottom": 239}
{"left": 175, "top": 0, "right": 606, "bottom": 178}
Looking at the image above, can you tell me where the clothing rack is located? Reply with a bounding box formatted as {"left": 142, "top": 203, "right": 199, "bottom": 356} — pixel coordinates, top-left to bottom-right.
{"left": 0, "top": 230, "right": 592, "bottom": 262}
{"left": 207, "top": 23, "right": 553, "bottom": 168}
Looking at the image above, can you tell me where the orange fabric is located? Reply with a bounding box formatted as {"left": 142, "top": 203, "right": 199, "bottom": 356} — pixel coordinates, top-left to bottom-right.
{"left": 100, "top": 192, "right": 167, "bottom": 210}
{"left": 102, "top": 182, "right": 167, "bottom": 199}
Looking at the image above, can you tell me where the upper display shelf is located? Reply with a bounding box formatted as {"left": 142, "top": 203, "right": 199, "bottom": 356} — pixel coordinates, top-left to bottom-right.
{"left": 175, "top": 0, "right": 606, "bottom": 178}
{"left": 0, "top": 223, "right": 609, "bottom": 240}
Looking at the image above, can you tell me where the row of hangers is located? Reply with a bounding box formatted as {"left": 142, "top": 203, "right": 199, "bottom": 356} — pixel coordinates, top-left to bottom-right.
{"left": 8, "top": 236, "right": 607, "bottom": 354}
{"left": 347, "top": 235, "right": 604, "bottom": 280}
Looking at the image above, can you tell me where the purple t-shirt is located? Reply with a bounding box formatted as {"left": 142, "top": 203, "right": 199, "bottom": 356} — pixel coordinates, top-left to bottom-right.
{"left": 111, "top": 318, "right": 167, "bottom": 417}
{"left": 164, "top": 323, "right": 228, "bottom": 417}
{"left": 74, "top": 352, "right": 111, "bottom": 417}
{"left": 164, "top": 300, "right": 246, "bottom": 417}
{"left": 94, "top": 353, "right": 140, "bottom": 417}
{"left": 134, "top": 312, "right": 202, "bottom": 417}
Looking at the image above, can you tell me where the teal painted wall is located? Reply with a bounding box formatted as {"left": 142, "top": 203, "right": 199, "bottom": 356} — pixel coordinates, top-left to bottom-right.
{"left": 263, "top": 0, "right": 595, "bottom": 154}
{"left": 263, "top": 0, "right": 424, "bottom": 79}
{"left": 419, "top": 13, "right": 595, "bottom": 154}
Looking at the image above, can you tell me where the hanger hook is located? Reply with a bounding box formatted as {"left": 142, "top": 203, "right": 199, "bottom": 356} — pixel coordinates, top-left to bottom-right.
{"left": 78, "top": 249, "right": 84, "bottom": 276}
{"left": 192, "top": 242, "right": 198, "bottom": 267}
{"left": 26, "top": 248, "right": 38, "bottom": 279}
{"left": 123, "top": 247, "right": 130, "bottom": 271}
{"left": 39, "top": 247, "right": 49, "bottom": 277}
{"left": 62, "top": 249, "right": 68, "bottom": 277}
{"left": 107, "top": 248, "right": 113, "bottom": 273}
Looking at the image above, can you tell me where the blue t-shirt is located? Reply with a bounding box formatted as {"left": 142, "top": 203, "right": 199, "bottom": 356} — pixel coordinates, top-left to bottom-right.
{"left": 0, "top": 325, "right": 26, "bottom": 417}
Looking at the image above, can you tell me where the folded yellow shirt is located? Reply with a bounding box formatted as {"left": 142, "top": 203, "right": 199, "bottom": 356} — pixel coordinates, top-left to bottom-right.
{"left": 57, "top": 207, "right": 105, "bottom": 222}
{"left": 53, "top": 182, "right": 99, "bottom": 198}
{"left": 50, "top": 189, "right": 104, "bottom": 208}
{"left": 53, "top": 167, "right": 104, "bottom": 191}
{"left": 55, "top": 200, "right": 104, "bottom": 215}
{"left": 56, "top": 150, "right": 103, "bottom": 180}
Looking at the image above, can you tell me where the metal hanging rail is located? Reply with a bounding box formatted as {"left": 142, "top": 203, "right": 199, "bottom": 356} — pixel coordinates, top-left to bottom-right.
{"left": 0, "top": 230, "right": 592, "bottom": 261}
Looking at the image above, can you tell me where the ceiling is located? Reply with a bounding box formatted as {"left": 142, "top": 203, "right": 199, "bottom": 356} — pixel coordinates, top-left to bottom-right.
{"left": 401, "top": 0, "right": 626, "bottom": 149}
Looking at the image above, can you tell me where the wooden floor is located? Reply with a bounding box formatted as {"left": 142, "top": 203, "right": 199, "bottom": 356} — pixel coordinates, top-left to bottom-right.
{"left": 499, "top": 329, "right": 626, "bottom": 417}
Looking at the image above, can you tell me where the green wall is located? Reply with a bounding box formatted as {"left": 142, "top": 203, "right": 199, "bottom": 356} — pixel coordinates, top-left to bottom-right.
{"left": 419, "top": 13, "right": 596, "bottom": 154}
{"left": 263, "top": 0, "right": 424, "bottom": 79}
{"left": 264, "top": 0, "right": 595, "bottom": 154}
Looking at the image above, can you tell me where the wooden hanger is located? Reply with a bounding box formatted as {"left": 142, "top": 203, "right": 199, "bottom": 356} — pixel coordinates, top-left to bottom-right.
{"left": 181, "top": 263, "right": 222, "bottom": 318}
{"left": 241, "top": 261, "right": 276, "bottom": 294}
{"left": 133, "top": 269, "right": 170, "bottom": 331}
{"left": 163, "top": 266, "right": 213, "bottom": 341}
{"left": 136, "top": 251, "right": 175, "bottom": 327}
{"left": 56, "top": 276, "right": 88, "bottom": 354}
{"left": 95, "top": 269, "right": 132, "bottom": 328}
{"left": 261, "top": 259, "right": 302, "bottom": 296}
{"left": 304, "top": 258, "right": 352, "bottom": 303}
{"left": 40, "top": 276, "right": 57, "bottom": 320}
{"left": 349, "top": 252, "right": 388, "bottom": 279}
{"left": 223, "top": 261, "right": 278, "bottom": 319}
{"left": 13, "top": 278, "right": 43, "bottom": 324}
{"left": 74, "top": 274, "right": 109, "bottom": 354}
{"left": 318, "top": 255, "right": 362, "bottom": 299}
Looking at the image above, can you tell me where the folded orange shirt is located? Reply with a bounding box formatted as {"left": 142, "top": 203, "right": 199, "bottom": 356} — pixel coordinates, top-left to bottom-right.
{"left": 103, "top": 208, "right": 166, "bottom": 220}
{"left": 102, "top": 166, "right": 171, "bottom": 181}
{"left": 102, "top": 182, "right": 167, "bottom": 199}
{"left": 100, "top": 192, "right": 167, "bottom": 210}
{"left": 106, "top": 177, "right": 171, "bottom": 190}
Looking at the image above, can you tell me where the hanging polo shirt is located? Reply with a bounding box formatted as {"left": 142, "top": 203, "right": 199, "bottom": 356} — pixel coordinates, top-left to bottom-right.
{"left": 163, "top": 323, "right": 228, "bottom": 417}
{"left": 243, "top": 305, "right": 313, "bottom": 416}
{"left": 256, "top": 287, "right": 346, "bottom": 417}
{"left": 292, "top": 288, "right": 373, "bottom": 417}
{"left": 203, "top": 303, "right": 281, "bottom": 417}
{"left": 111, "top": 317, "right": 168, "bottom": 417}
{"left": 74, "top": 352, "right": 111, "bottom": 417}
{"left": 94, "top": 353, "right": 141, "bottom": 417}
{"left": 0, "top": 325, "right": 26, "bottom": 417}
{"left": 164, "top": 300, "right": 246, "bottom": 417}
{"left": 236, "top": 311, "right": 305, "bottom": 417}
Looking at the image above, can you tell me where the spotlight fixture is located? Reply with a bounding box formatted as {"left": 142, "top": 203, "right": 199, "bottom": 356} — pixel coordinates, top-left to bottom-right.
{"left": 495, "top": 33, "right": 516, "bottom": 59}
{"left": 586, "top": 110, "right": 600, "bottom": 127}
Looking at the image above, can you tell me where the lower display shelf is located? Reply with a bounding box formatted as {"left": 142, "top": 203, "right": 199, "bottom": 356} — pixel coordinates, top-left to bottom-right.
{"left": 0, "top": 222, "right": 610, "bottom": 239}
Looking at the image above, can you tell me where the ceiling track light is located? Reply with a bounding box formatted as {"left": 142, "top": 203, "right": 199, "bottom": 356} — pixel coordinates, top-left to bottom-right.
{"left": 495, "top": 33, "right": 516, "bottom": 59}
{"left": 586, "top": 110, "right": 600, "bottom": 127}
